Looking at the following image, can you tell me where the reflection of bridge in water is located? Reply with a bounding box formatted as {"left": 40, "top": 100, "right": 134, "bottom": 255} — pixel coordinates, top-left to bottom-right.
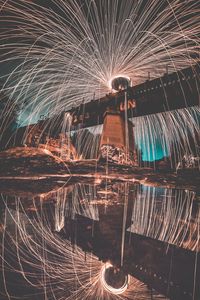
{"left": 38, "top": 182, "right": 200, "bottom": 299}
{"left": 1, "top": 180, "right": 200, "bottom": 299}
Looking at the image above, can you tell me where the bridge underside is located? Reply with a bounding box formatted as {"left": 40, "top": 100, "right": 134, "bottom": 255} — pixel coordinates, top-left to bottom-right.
{"left": 10, "top": 64, "right": 199, "bottom": 167}
{"left": 69, "top": 64, "right": 199, "bottom": 130}
{"left": 15, "top": 64, "right": 199, "bottom": 136}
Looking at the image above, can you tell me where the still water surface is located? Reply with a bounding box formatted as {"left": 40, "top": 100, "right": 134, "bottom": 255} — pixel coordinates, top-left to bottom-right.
{"left": 0, "top": 178, "right": 199, "bottom": 299}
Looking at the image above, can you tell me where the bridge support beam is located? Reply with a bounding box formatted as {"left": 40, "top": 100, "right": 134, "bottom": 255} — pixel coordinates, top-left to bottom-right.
{"left": 99, "top": 111, "right": 138, "bottom": 165}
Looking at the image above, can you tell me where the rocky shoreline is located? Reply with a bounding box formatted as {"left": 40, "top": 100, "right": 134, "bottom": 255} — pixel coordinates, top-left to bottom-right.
{"left": 0, "top": 147, "right": 199, "bottom": 195}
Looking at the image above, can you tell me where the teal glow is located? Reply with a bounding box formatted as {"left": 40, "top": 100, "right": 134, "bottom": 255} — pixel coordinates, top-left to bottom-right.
{"left": 139, "top": 139, "right": 169, "bottom": 162}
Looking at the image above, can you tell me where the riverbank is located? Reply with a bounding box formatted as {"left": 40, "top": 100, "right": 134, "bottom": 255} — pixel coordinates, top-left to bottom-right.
{"left": 0, "top": 147, "right": 199, "bottom": 193}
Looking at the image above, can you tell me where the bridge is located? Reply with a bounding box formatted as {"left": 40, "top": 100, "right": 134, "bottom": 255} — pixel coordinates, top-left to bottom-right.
{"left": 69, "top": 64, "right": 199, "bottom": 129}
{"left": 16, "top": 64, "right": 199, "bottom": 165}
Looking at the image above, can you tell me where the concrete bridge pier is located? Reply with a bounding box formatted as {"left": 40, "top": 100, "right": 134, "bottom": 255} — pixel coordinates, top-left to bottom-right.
{"left": 99, "top": 111, "right": 138, "bottom": 165}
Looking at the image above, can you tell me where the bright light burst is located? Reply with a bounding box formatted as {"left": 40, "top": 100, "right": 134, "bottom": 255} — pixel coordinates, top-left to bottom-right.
{"left": 100, "top": 263, "right": 130, "bottom": 295}
{"left": 0, "top": 0, "right": 199, "bottom": 124}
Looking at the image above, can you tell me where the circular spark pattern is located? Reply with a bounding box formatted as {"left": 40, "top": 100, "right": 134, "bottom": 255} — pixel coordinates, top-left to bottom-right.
{"left": 0, "top": 0, "right": 199, "bottom": 125}
{"left": 0, "top": 192, "right": 168, "bottom": 300}
{"left": 110, "top": 75, "right": 131, "bottom": 91}
{"left": 100, "top": 263, "right": 129, "bottom": 295}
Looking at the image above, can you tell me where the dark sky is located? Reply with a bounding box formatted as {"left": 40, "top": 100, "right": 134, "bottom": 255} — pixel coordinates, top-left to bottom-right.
{"left": 0, "top": 0, "right": 198, "bottom": 81}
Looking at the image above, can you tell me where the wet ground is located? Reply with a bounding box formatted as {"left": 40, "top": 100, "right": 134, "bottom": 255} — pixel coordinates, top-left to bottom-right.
{"left": 0, "top": 147, "right": 200, "bottom": 194}
{"left": 0, "top": 176, "right": 200, "bottom": 300}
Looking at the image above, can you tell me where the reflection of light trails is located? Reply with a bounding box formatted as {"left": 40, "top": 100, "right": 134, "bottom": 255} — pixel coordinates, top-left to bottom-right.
{"left": 100, "top": 262, "right": 129, "bottom": 295}
{"left": 54, "top": 183, "right": 99, "bottom": 232}
{"left": 0, "top": 195, "right": 168, "bottom": 299}
{"left": 54, "top": 187, "right": 69, "bottom": 232}
{"left": 47, "top": 182, "right": 200, "bottom": 253}
{"left": 128, "top": 186, "right": 200, "bottom": 251}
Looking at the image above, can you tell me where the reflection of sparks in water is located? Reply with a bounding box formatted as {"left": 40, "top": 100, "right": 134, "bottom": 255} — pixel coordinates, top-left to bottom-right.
{"left": 0, "top": 195, "right": 168, "bottom": 300}
{"left": 54, "top": 183, "right": 100, "bottom": 232}
{"left": 128, "top": 186, "right": 200, "bottom": 251}
{"left": 43, "top": 182, "right": 200, "bottom": 255}
{"left": 100, "top": 263, "right": 129, "bottom": 295}
{"left": 54, "top": 183, "right": 200, "bottom": 252}
{"left": 1, "top": 180, "right": 199, "bottom": 298}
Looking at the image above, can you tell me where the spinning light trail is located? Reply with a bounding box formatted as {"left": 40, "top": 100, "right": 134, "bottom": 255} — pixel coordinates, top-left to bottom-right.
{"left": 0, "top": 193, "right": 168, "bottom": 299}
{"left": 0, "top": 0, "right": 199, "bottom": 128}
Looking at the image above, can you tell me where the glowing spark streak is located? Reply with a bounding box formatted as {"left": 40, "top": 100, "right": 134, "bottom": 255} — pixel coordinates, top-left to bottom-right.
{"left": 100, "top": 263, "right": 129, "bottom": 295}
